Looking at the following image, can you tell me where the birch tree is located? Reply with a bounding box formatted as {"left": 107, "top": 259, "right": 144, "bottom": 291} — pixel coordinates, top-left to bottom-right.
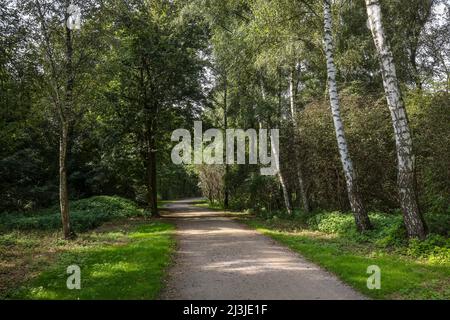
{"left": 323, "top": 0, "right": 372, "bottom": 231}
{"left": 223, "top": 75, "right": 230, "bottom": 209}
{"left": 289, "top": 65, "right": 311, "bottom": 213}
{"left": 260, "top": 76, "right": 293, "bottom": 214}
{"left": 365, "top": 0, "right": 427, "bottom": 239}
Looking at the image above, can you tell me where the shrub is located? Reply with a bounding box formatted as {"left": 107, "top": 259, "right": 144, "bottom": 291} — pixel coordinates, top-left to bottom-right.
{"left": 407, "top": 234, "right": 450, "bottom": 263}
{"left": 425, "top": 212, "right": 450, "bottom": 236}
{"left": 306, "top": 211, "right": 408, "bottom": 245}
{"left": 369, "top": 213, "right": 407, "bottom": 247}
{"left": 0, "top": 196, "right": 144, "bottom": 232}
{"left": 303, "top": 210, "right": 449, "bottom": 264}
{"left": 307, "top": 212, "right": 355, "bottom": 234}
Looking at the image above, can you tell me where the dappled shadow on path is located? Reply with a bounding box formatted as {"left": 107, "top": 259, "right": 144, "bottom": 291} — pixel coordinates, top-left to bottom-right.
{"left": 160, "top": 198, "right": 236, "bottom": 219}
{"left": 160, "top": 198, "right": 365, "bottom": 300}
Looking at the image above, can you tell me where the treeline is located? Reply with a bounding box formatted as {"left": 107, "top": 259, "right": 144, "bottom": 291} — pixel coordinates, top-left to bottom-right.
{"left": 1, "top": 0, "right": 449, "bottom": 239}
{"left": 194, "top": 0, "right": 449, "bottom": 239}
{"left": 1, "top": 0, "right": 205, "bottom": 237}
{"left": 204, "top": 94, "right": 448, "bottom": 214}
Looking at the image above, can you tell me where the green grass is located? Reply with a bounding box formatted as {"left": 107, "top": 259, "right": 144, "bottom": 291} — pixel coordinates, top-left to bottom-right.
{"left": 244, "top": 218, "right": 449, "bottom": 299}
{"left": 6, "top": 221, "right": 175, "bottom": 300}
{"left": 157, "top": 200, "right": 173, "bottom": 209}
{"left": 191, "top": 199, "right": 223, "bottom": 210}
{"left": 192, "top": 199, "right": 248, "bottom": 216}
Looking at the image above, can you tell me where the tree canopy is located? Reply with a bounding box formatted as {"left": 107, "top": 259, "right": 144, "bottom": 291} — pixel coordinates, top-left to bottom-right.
{"left": 1, "top": 0, "right": 448, "bottom": 239}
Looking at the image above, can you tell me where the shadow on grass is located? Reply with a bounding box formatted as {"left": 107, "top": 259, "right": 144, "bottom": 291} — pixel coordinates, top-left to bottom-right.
{"left": 245, "top": 219, "right": 450, "bottom": 300}
{"left": 8, "top": 222, "right": 175, "bottom": 300}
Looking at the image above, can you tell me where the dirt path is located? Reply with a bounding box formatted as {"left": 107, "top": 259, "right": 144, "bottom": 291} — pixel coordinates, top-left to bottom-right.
{"left": 160, "top": 199, "right": 365, "bottom": 300}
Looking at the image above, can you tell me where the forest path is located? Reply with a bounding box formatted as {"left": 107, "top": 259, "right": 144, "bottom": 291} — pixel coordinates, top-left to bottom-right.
{"left": 159, "top": 199, "right": 365, "bottom": 300}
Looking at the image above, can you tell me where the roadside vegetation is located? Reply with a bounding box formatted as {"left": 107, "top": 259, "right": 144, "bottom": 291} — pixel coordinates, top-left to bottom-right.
{"left": 200, "top": 200, "right": 449, "bottom": 299}
{"left": 0, "top": 196, "right": 148, "bottom": 233}
{"left": 0, "top": 196, "right": 175, "bottom": 299}
{"left": 250, "top": 212, "right": 450, "bottom": 299}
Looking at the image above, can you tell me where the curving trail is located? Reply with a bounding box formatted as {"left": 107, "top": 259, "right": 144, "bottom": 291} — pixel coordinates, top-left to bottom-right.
{"left": 160, "top": 199, "right": 365, "bottom": 300}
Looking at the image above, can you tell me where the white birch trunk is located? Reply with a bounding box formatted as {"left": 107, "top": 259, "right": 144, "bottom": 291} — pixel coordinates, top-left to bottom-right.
{"left": 323, "top": 0, "right": 371, "bottom": 231}
{"left": 272, "top": 138, "right": 293, "bottom": 215}
{"left": 365, "top": 0, "right": 427, "bottom": 239}
{"left": 260, "top": 78, "right": 293, "bottom": 214}
{"left": 289, "top": 67, "right": 311, "bottom": 213}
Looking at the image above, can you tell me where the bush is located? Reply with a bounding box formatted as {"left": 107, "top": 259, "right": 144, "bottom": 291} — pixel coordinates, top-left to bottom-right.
{"left": 307, "top": 211, "right": 407, "bottom": 245}
{"left": 307, "top": 211, "right": 355, "bottom": 234}
{"left": 369, "top": 213, "right": 407, "bottom": 247}
{"left": 407, "top": 234, "right": 450, "bottom": 264}
{"left": 425, "top": 212, "right": 450, "bottom": 236}
{"left": 0, "top": 196, "right": 144, "bottom": 232}
{"left": 303, "top": 211, "right": 449, "bottom": 264}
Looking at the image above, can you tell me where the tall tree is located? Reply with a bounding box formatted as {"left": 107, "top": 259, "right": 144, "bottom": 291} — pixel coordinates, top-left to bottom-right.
{"left": 60, "top": 0, "right": 73, "bottom": 238}
{"left": 289, "top": 64, "right": 311, "bottom": 213}
{"left": 365, "top": 0, "right": 427, "bottom": 239}
{"left": 108, "top": 0, "right": 207, "bottom": 215}
{"left": 27, "top": 0, "right": 88, "bottom": 238}
{"left": 223, "top": 74, "right": 230, "bottom": 209}
{"left": 260, "top": 74, "right": 293, "bottom": 214}
{"left": 323, "top": 0, "right": 372, "bottom": 231}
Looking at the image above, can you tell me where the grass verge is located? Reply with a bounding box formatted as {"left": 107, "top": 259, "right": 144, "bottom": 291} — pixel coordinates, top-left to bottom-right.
{"left": 243, "top": 217, "right": 449, "bottom": 299}
{"left": 192, "top": 199, "right": 223, "bottom": 210}
{"left": 1, "top": 219, "right": 175, "bottom": 299}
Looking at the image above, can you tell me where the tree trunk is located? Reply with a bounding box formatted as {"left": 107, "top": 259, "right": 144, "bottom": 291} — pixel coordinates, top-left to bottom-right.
{"left": 260, "top": 76, "right": 293, "bottom": 214}
{"left": 59, "top": 121, "right": 72, "bottom": 239}
{"left": 323, "top": 0, "right": 372, "bottom": 231}
{"left": 278, "top": 171, "right": 293, "bottom": 215}
{"left": 147, "top": 129, "right": 159, "bottom": 217}
{"left": 289, "top": 66, "right": 311, "bottom": 213}
{"left": 365, "top": 0, "right": 427, "bottom": 239}
{"left": 223, "top": 76, "right": 229, "bottom": 209}
{"left": 59, "top": 8, "right": 74, "bottom": 239}
{"left": 139, "top": 54, "right": 159, "bottom": 217}
{"left": 410, "top": 51, "right": 422, "bottom": 91}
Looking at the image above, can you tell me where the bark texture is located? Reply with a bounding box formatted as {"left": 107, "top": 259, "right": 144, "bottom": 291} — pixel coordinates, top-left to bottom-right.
{"left": 278, "top": 171, "right": 293, "bottom": 215}
{"left": 59, "top": 121, "right": 71, "bottom": 238}
{"left": 223, "top": 77, "right": 229, "bottom": 209}
{"left": 365, "top": 0, "right": 427, "bottom": 239}
{"left": 323, "top": 0, "right": 372, "bottom": 231}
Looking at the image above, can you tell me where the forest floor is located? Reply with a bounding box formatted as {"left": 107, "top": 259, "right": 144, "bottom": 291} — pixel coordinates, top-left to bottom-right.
{"left": 2, "top": 197, "right": 447, "bottom": 299}
{"left": 0, "top": 218, "right": 174, "bottom": 299}
{"left": 160, "top": 199, "right": 365, "bottom": 299}
{"left": 243, "top": 219, "right": 449, "bottom": 299}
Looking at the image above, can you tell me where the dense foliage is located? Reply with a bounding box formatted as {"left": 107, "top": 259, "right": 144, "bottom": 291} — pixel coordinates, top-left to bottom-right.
{"left": 0, "top": 196, "right": 145, "bottom": 232}
{"left": 0, "top": 0, "right": 448, "bottom": 240}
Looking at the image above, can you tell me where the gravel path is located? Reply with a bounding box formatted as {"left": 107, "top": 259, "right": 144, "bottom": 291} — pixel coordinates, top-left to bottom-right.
{"left": 160, "top": 199, "right": 365, "bottom": 300}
